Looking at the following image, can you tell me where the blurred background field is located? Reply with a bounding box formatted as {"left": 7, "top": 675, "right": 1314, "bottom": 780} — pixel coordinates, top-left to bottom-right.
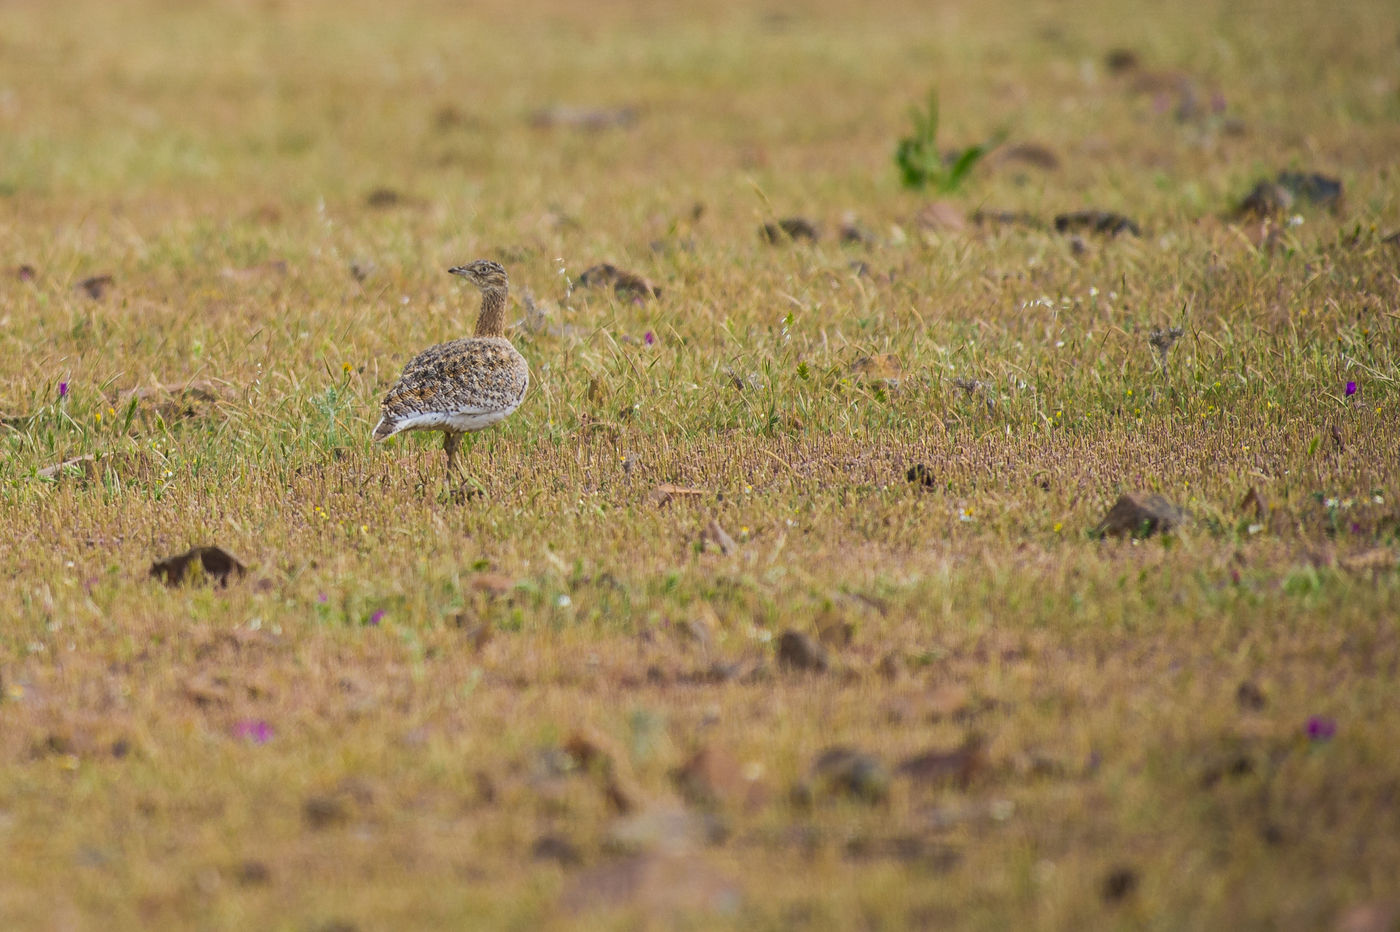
{"left": 1, "top": 0, "right": 1398, "bottom": 928}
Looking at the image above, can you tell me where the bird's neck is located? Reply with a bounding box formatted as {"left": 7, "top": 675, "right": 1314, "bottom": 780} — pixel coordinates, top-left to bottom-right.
{"left": 474, "top": 287, "right": 507, "bottom": 337}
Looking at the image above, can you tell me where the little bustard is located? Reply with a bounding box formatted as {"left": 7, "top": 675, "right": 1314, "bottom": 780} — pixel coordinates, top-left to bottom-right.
{"left": 372, "top": 260, "right": 529, "bottom": 476}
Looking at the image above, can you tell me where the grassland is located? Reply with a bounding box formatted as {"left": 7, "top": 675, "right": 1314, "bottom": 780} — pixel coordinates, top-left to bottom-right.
{"left": 1, "top": 0, "right": 1399, "bottom": 928}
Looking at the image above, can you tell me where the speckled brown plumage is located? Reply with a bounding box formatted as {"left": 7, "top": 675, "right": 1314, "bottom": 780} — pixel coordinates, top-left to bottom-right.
{"left": 373, "top": 260, "right": 529, "bottom": 475}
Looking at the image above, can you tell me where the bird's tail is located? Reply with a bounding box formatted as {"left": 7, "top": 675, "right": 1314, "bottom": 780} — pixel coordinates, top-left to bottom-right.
{"left": 372, "top": 416, "right": 399, "bottom": 442}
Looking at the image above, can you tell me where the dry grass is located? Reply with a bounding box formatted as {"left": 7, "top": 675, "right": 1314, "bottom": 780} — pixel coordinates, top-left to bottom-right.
{"left": 2, "top": 0, "right": 1399, "bottom": 928}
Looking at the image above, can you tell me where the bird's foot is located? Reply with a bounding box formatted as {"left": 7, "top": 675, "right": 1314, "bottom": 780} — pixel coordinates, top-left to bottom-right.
{"left": 439, "top": 476, "right": 484, "bottom": 505}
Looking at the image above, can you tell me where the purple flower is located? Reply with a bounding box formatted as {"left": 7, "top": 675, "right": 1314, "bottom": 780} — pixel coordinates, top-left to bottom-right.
{"left": 58, "top": 381, "right": 69, "bottom": 399}
{"left": 644, "top": 331, "right": 655, "bottom": 346}
{"left": 369, "top": 609, "right": 384, "bottom": 626}
{"left": 1345, "top": 381, "right": 1357, "bottom": 396}
{"left": 317, "top": 592, "right": 328, "bottom": 603}
{"left": 233, "top": 720, "right": 273, "bottom": 744}
{"left": 1305, "top": 716, "right": 1337, "bottom": 742}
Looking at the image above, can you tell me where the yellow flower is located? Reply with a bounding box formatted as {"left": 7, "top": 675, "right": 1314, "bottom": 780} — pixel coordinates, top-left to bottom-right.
{"left": 1053, "top": 522, "right": 1063, "bottom": 533}
{"left": 342, "top": 362, "right": 352, "bottom": 373}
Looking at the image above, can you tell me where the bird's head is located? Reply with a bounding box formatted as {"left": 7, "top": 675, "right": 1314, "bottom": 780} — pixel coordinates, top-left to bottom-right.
{"left": 449, "top": 259, "right": 509, "bottom": 291}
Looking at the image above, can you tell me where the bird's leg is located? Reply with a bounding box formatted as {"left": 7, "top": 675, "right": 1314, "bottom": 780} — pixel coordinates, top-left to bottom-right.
{"left": 443, "top": 431, "right": 462, "bottom": 476}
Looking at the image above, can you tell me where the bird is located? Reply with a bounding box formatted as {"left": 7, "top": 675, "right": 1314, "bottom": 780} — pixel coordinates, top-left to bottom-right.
{"left": 372, "top": 260, "right": 529, "bottom": 478}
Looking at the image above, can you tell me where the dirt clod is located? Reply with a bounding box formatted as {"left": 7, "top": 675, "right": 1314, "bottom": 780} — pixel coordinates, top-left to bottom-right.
{"left": 234, "top": 860, "right": 271, "bottom": 886}
{"left": 1235, "top": 681, "right": 1267, "bottom": 711}
{"left": 971, "top": 208, "right": 1042, "bottom": 230}
{"left": 1054, "top": 210, "right": 1140, "bottom": 236}
{"left": 896, "top": 734, "right": 987, "bottom": 789}
{"left": 761, "top": 217, "right": 820, "bottom": 243}
{"left": 364, "top": 188, "right": 403, "bottom": 208}
{"left": 576, "top": 263, "right": 661, "bottom": 300}
{"left": 776, "top": 630, "right": 828, "bottom": 673}
{"left": 77, "top": 275, "right": 113, "bottom": 299}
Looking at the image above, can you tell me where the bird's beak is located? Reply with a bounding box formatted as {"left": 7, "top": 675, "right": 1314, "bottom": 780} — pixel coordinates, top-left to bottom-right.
{"left": 448, "top": 266, "right": 469, "bottom": 277}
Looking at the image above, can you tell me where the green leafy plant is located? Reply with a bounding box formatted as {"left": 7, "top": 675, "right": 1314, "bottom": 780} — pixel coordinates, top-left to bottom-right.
{"left": 895, "top": 89, "right": 1000, "bottom": 192}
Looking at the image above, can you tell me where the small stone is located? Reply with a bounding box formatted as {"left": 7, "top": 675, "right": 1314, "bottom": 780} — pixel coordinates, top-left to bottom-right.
{"left": 906, "top": 463, "right": 937, "bottom": 488}
{"left": 1104, "top": 48, "right": 1140, "bottom": 73}
{"left": 234, "top": 860, "right": 272, "bottom": 886}
{"left": 807, "top": 747, "right": 890, "bottom": 804}
{"left": 1236, "top": 681, "right": 1267, "bottom": 711}
{"left": 37, "top": 454, "right": 97, "bottom": 481}
{"left": 1238, "top": 171, "right": 1343, "bottom": 218}
{"left": 971, "top": 208, "right": 1042, "bottom": 230}
{"left": 702, "top": 520, "right": 738, "bottom": 555}
{"left": 1093, "top": 493, "right": 1187, "bottom": 538}
{"left": 776, "top": 630, "right": 828, "bottom": 673}
{"left": 816, "top": 616, "right": 853, "bottom": 648}
{"left": 150, "top": 545, "right": 248, "bottom": 587}
{"left": 993, "top": 142, "right": 1060, "bottom": 171}
{"left": 77, "top": 275, "right": 114, "bottom": 299}
{"left": 1237, "top": 181, "right": 1294, "bottom": 218}
{"left": 1101, "top": 866, "right": 1139, "bottom": 902}
{"left": 364, "top": 187, "right": 402, "bottom": 208}
{"left": 848, "top": 353, "right": 903, "bottom": 388}
{"left": 451, "top": 613, "right": 493, "bottom": 650}
{"left": 532, "top": 833, "right": 582, "bottom": 866}
{"left": 1054, "top": 210, "right": 1140, "bottom": 237}
{"left": 673, "top": 746, "right": 745, "bottom": 808}
{"left": 1277, "top": 171, "right": 1342, "bottom": 210}
{"left": 302, "top": 795, "right": 350, "bottom": 830}
{"left": 877, "top": 652, "right": 906, "bottom": 680}
{"left": 470, "top": 573, "right": 516, "bottom": 597}
{"left": 838, "top": 214, "right": 878, "bottom": 245}
{"left": 914, "top": 201, "right": 967, "bottom": 232}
